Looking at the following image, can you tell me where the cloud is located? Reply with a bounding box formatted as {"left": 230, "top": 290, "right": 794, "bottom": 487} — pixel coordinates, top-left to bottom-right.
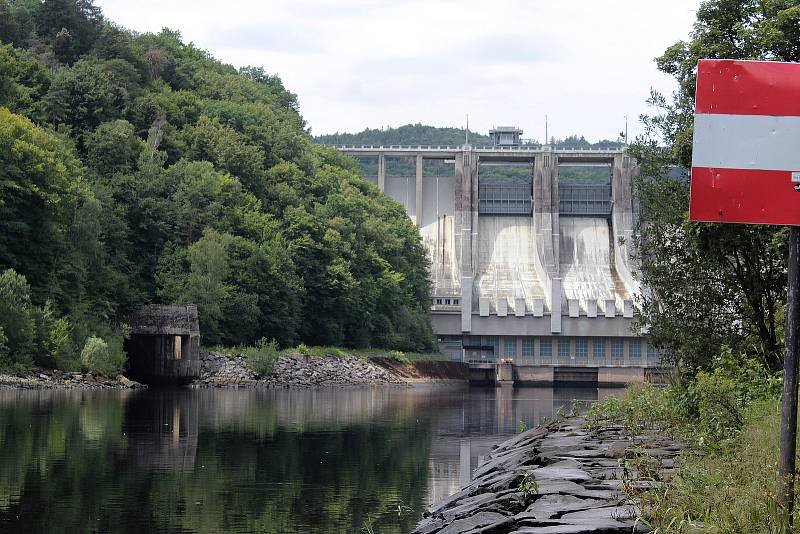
{"left": 95, "top": 0, "right": 702, "bottom": 141}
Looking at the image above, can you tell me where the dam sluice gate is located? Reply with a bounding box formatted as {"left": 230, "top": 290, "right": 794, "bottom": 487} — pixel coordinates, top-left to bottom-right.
{"left": 334, "top": 143, "right": 665, "bottom": 386}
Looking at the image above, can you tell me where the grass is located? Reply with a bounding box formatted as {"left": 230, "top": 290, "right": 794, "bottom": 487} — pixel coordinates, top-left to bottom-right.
{"left": 588, "top": 383, "right": 798, "bottom": 533}
{"left": 640, "top": 399, "right": 789, "bottom": 533}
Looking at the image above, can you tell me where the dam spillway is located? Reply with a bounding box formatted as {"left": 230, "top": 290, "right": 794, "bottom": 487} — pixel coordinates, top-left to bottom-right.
{"left": 332, "top": 144, "right": 661, "bottom": 384}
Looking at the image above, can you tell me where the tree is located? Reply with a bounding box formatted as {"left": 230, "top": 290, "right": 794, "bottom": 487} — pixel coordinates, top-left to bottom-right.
{"left": 0, "top": 269, "right": 36, "bottom": 369}
{"left": 43, "top": 58, "right": 121, "bottom": 135}
{"left": 0, "top": 0, "right": 437, "bottom": 358}
{"left": 631, "top": 0, "right": 800, "bottom": 372}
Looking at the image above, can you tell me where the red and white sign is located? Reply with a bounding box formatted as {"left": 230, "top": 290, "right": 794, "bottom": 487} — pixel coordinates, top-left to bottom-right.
{"left": 690, "top": 59, "right": 800, "bottom": 225}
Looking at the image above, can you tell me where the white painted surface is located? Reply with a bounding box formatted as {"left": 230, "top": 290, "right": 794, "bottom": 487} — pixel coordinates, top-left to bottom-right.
{"left": 692, "top": 113, "right": 800, "bottom": 171}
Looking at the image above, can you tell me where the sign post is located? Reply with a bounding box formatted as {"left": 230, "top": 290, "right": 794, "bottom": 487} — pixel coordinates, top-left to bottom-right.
{"left": 690, "top": 59, "right": 800, "bottom": 524}
{"left": 780, "top": 226, "right": 799, "bottom": 520}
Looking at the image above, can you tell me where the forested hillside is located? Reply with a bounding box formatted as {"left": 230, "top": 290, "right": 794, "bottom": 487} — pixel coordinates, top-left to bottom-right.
{"left": 316, "top": 124, "right": 624, "bottom": 150}
{"left": 0, "top": 0, "right": 435, "bottom": 373}
{"left": 316, "top": 123, "right": 491, "bottom": 146}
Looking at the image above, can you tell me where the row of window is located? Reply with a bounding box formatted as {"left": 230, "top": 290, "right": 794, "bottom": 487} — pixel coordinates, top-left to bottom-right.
{"left": 489, "top": 336, "right": 658, "bottom": 361}
{"left": 433, "top": 297, "right": 460, "bottom": 305}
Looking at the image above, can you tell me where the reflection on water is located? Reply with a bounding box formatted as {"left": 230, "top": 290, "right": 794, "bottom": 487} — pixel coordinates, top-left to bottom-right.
{"left": 0, "top": 385, "right": 620, "bottom": 533}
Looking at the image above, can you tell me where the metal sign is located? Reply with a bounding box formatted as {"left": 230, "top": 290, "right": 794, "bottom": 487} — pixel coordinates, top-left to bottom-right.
{"left": 690, "top": 59, "right": 800, "bottom": 225}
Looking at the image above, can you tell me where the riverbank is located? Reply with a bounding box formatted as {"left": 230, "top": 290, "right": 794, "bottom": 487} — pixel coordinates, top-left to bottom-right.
{"left": 193, "top": 350, "right": 467, "bottom": 387}
{"left": 414, "top": 414, "right": 686, "bottom": 534}
{"left": 0, "top": 368, "right": 145, "bottom": 389}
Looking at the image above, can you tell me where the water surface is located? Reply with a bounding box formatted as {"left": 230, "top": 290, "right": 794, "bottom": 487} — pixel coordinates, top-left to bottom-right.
{"left": 0, "top": 385, "right": 619, "bottom": 533}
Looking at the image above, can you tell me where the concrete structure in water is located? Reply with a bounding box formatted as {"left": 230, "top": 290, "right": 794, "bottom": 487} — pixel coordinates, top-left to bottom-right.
{"left": 333, "top": 142, "right": 663, "bottom": 385}
{"left": 117, "top": 304, "right": 202, "bottom": 383}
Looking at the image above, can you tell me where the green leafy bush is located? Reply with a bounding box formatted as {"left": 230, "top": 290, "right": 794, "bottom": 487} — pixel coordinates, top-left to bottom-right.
{"left": 243, "top": 338, "right": 279, "bottom": 377}
{"left": 80, "top": 336, "right": 126, "bottom": 377}
{"left": 587, "top": 350, "right": 781, "bottom": 447}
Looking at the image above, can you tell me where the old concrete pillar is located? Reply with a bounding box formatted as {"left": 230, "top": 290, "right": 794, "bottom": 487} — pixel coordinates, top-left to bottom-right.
{"left": 551, "top": 154, "right": 560, "bottom": 274}
{"left": 456, "top": 146, "right": 475, "bottom": 333}
{"left": 469, "top": 148, "right": 479, "bottom": 276}
{"left": 378, "top": 153, "right": 386, "bottom": 192}
{"left": 415, "top": 154, "right": 423, "bottom": 227}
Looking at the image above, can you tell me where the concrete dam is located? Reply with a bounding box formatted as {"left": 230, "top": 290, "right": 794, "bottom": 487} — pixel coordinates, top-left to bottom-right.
{"left": 334, "top": 136, "right": 660, "bottom": 385}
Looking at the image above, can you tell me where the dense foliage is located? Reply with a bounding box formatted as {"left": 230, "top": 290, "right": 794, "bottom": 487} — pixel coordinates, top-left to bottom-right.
{"left": 0, "top": 0, "right": 435, "bottom": 373}
{"left": 630, "top": 0, "right": 800, "bottom": 372}
{"left": 316, "top": 124, "right": 624, "bottom": 151}
{"left": 588, "top": 362, "right": 787, "bottom": 531}
{"left": 316, "top": 123, "right": 492, "bottom": 146}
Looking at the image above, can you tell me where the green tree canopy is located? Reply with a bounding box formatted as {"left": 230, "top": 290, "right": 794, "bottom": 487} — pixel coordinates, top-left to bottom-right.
{"left": 631, "top": 0, "right": 800, "bottom": 372}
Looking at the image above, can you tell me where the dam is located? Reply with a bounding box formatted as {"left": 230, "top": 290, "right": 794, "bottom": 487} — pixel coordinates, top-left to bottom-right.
{"left": 333, "top": 135, "right": 660, "bottom": 385}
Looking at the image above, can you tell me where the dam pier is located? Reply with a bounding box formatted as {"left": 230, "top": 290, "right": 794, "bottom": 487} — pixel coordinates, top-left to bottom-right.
{"left": 334, "top": 138, "right": 663, "bottom": 385}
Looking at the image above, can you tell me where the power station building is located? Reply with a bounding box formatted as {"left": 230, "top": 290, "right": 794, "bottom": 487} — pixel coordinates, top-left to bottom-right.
{"left": 333, "top": 141, "right": 661, "bottom": 384}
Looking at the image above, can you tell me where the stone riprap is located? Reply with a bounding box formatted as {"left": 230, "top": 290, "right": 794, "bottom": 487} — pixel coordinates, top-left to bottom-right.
{"left": 195, "top": 351, "right": 403, "bottom": 387}
{"left": 0, "top": 369, "right": 144, "bottom": 389}
{"left": 414, "top": 416, "right": 686, "bottom": 534}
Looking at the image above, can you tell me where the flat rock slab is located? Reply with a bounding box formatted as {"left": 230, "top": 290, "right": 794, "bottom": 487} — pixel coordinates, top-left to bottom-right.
{"left": 518, "top": 494, "right": 611, "bottom": 520}
{"left": 560, "top": 504, "right": 640, "bottom": 522}
{"left": 438, "top": 511, "right": 511, "bottom": 534}
{"left": 529, "top": 465, "right": 592, "bottom": 482}
{"left": 413, "top": 416, "right": 686, "bottom": 534}
{"left": 510, "top": 519, "right": 647, "bottom": 533}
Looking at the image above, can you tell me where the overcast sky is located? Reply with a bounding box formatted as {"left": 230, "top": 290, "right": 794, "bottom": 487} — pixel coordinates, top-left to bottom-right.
{"left": 95, "top": 0, "right": 701, "bottom": 142}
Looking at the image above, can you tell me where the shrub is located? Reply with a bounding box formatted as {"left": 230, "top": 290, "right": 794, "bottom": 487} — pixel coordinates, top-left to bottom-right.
{"left": 80, "top": 336, "right": 126, "bottom": 377}
{"left": 244, "top": 338, "right": 279, "bottom": 377}
{"left": 34, "top": 302, "right": 77, "bottom": 370}
{"left": 0, "top": 327, "right": 9, "bottom": 365}
{"left": 588, "top": 349, "right": 782, "bottom": 448}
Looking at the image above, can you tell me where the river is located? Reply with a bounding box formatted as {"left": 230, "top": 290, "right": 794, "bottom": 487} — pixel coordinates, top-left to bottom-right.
{"left": 0, "top": 385, "right": 620, "bottom": 533}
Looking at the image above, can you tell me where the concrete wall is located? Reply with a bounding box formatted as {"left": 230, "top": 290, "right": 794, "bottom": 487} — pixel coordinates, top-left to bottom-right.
{"left": 339, "top": 146, "right": 647, "bottom": 366}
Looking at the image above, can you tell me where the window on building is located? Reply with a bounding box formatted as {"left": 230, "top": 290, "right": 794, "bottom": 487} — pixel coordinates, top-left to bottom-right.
{"left": 504, "top": 337, "right": 516, "bottom": 358}
{"left": 486, "top": 336, "right": 499, "bottom": 359}
{"left": 593, "top": 338, "right": 605, "bottom": 358}
{"left": 612, "top": 338, "right": 624, "bottom": 360}
{"left": 445, "top": 299, "right": 451, "bottom": 305}
{"left": 454, "top": 299, "right": 459, "bottom": 305}
{"left": 436, "top": 298, "right": 442, "bottom": 305}
{"left": 558, "top": 338, "right": 571, "bottom": 360}
{"left": 522, "top": 338, "right": 534, "bottom": 358}
{"left": 539, "top": 338, "right": 552, "bottom": 359}
{"left": 630, "top": 339, "right": 641, "bottom": 359}
{"left": 575, "top": 338, "right": 588, "bottom": 359}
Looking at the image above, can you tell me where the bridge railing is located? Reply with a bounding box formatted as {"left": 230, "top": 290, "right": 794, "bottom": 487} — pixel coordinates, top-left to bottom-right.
{"left": 325, "top": 144, "right": 626, "bottom": 154}
{"left": 559, "top": 185, "right": 612, "bottom": 216}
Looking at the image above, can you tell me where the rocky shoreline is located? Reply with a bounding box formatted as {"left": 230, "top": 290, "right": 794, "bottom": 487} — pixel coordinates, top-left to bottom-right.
{"left": 414, "top": 416, "right": 685, "bottom": 534}
{"left": 193, "top": 351, "right": 404, "bottom": 387}
{"left": 0, "top": 369, "right": 145, "bottom": 389}
{"left": 0, "top": 351, "right": 467, "bottom": 390}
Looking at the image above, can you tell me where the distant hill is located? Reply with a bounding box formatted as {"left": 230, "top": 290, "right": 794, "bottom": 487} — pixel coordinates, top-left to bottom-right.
{"left": 315, "top": 123, "right": 490, "bottom": 146}
{"left": 316, "top": 124, "right": 624, "bottom": 150}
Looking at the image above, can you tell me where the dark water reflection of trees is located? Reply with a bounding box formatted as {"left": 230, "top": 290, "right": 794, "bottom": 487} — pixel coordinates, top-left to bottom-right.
{"left": 0, "top": 386, "right": 615, "bottom": 533}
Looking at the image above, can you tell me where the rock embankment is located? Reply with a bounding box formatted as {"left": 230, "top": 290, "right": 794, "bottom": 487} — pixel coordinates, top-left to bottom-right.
{"left": 195, "top": 351, "right": 403, "bottom": 387}
{"left": 415, "top": 416, "right": 685, "bottom": 534}
{"left": 0, "top": 369, "right": 144, "bottom": 389}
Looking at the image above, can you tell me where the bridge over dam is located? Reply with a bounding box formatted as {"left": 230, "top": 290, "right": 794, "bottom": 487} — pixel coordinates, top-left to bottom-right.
{"left": 332, "top": 143, "right": 664, "bottom": 385}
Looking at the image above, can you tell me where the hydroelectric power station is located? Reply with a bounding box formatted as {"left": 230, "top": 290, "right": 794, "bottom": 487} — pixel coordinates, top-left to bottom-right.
{"left": 332, "top": 131, "right": 663, "bottom": 385}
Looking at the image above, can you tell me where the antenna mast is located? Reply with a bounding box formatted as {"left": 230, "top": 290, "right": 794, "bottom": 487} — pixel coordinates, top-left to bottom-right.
{"left": 465, "top": 114, "right": 469, "bottom": 145}
{"left": 545, "top": 115, "right": 548, "bottom": 147}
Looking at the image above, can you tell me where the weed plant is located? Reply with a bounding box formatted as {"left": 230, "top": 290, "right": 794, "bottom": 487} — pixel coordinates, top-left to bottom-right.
{"left": 587, "top": 350, "right": 790, "bottom": 532}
